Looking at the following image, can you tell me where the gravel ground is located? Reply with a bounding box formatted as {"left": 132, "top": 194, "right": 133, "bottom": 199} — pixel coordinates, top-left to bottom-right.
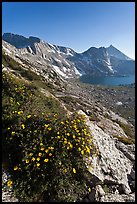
{"left": 2, "top": 169, "right": 19, "bottom": 202}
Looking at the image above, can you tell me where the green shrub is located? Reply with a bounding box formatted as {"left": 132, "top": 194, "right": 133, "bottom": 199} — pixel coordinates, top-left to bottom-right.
{"left": 2, "top": 71, "right": 96, "bottom": 202}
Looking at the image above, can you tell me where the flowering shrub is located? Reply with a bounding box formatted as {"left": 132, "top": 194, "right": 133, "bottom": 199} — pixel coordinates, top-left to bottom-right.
{"left": 2, "top": 71, "right": 96, "bottom": 202}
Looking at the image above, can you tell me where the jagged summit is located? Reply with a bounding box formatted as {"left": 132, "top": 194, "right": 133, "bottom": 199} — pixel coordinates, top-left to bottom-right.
{"left": 106, "top": 44, "right": 132, "bottom": 61}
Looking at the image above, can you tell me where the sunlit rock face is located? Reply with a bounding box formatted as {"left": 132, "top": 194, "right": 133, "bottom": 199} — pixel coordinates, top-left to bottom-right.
{"left": 2, "top": 33, "right": 135, "bottom": 78}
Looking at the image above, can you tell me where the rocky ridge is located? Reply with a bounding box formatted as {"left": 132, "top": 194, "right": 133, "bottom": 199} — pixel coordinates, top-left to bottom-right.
{"left": 3, "top": 33, "right": 135, "bottom": 77}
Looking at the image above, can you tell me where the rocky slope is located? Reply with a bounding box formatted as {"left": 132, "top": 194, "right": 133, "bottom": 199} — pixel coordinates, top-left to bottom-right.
{"left": 2, "top": 35, "right": 135, "bottom": 202}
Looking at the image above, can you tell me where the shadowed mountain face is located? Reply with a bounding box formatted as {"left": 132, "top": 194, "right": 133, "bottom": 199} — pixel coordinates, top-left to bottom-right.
{"left": 2, "top": 33, "right": 135, "bottom": 77}
{"left": 2, "top": 33, "right": 41, "bottom": 49}
{"left": 106, "top": 45, "right": 132, "bottom": 61}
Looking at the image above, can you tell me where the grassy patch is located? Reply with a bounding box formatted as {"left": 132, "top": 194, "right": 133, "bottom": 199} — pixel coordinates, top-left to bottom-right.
{"left": 116, "top": 120, "right": 134, "bottom": 138}
{"left": 102, "top": 184, "right": 109, "bottom": 194}
{"left": 112, "top": 135, "right": 135, "bottom": 145}
{"left": 2, "top": 53, "right": 23, "bottom": 71}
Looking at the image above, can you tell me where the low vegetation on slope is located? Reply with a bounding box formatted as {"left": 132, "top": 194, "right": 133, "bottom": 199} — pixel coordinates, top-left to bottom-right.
{"left": 2, "top": 70, "right": 97, "bottom": 202}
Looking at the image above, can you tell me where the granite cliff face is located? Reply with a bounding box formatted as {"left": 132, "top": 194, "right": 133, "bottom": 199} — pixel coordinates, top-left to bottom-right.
{"left": 2, "top": 33, "right": 135, "bottom": 202}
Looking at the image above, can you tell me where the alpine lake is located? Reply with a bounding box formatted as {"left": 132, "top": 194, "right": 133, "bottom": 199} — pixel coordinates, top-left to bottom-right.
{"left": 80, "top": 74, "right": 135, "bottom": 86}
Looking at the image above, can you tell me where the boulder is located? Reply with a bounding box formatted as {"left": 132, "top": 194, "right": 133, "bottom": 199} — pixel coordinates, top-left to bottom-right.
{"left": 81, "top": 111, "right": 133, "bottom": 195}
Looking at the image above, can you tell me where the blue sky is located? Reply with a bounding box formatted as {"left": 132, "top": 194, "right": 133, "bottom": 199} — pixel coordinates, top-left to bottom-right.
{"left": 2, "top": 2, "right": 135, "bottom": 59}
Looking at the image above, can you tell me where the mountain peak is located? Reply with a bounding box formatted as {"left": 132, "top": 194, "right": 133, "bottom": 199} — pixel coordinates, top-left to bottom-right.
{"left": 109, "top": 44, "right": 114, "bottom": 47}
{"left": 106, "top": 45, "right": 132, "bottom": 61}
{"left": 2, "top": 33, "right": 41, "bottom": 49}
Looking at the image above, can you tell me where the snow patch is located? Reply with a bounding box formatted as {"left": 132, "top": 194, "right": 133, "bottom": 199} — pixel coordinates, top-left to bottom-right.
{"left": 47, "top": 49, "right": 56, "bottom": 53}
{"left": 116, "top": 101, "right": 123, "bottom": 106}
{"left": 66, "top": 48, "right": 74, "bottom": 56}
{"left": 52, "top": 65, "right": 68, "bottom": 78}
{"left": 73, "top": 67, "right": 82, "bottom": 76}
{"left": 63, "top": 59, "right": 71, "bottom": 67}
{"left": 48, "top": 43, "right": 55, "bottom": 49}
{"left": 55, "top": 58, "right": 62, "bottom": 63}
{"left": 62, "top": 67, "right": 67, "bottom": 72}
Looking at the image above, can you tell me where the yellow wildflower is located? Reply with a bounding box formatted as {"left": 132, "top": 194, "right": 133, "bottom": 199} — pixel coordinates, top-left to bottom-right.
{"left": 40, "top": 147, "right": 44, "bottom": 151}
{"left": 86, "top": 146, "right": 90, "bottom": 154}
{"left": 77, "top": 139, "right": 80, "bottom": 143}
{"left": 7, "top": 127, "right": 10, "bottom": 130}
{"left": 37, "top": 157, "right": 40, "bottom": 161}
{"left": 32, "top": 157, "right": 35, "bottom": 161}
{"left": 70, "top": 144, "right": 73, "bottom": 148}
{"left": 64, "top": 169, "right": 67, "bottom": 173}
{"left": 61, "top": 121, "right": 64, "bottom": 124}
{"left": 78, "top": 147, "right": 81, "bottom": 151}
{"left": 40, "top": 147, "right": 45, "bottom": 151}
{"left": 40, "top": 142, "right": 43, "bottom": 146}
{"left": 29, "top": 153, "right": 33, "bottom": 156}
{"left": 57, "top": 131, "right": 60, "bottom": 135}
{"left": 87, "top": 149, "right": 90, "bottom": 154}
{"left": 81, "top": 150, "right": 84, "bottom": 155}
{"left": 45, "top": 149, "right": 49, "bottom": 153}
{"left": 27, "top": 115, "right": 31, "bottom": 118}
{"left": 49, "top": 147, "right": 54, "bottom": 150}
{"left": 14, "top": 166, "right": 18, "bottom": 170}
{"left": 36, "top": 163, "right": 40, "bottom": 167}
{"left": 18, "top": 111, "right": 22, "bottom": 115}
{"left": 21, "top": 124, "right": 25, "bottom": 129}
{"left": 48, "top": 127, "right": 52, "bottom": 131}
{"left": 34, "top": 130, "right": 37, "bottom": 133}
{"left": 7, "top": 180, "right": 13, "bottom": 187}
{"left": 73, "top": 135, "right": 76, "bottom": 139}
{"left": 44, "top": 158, "right": 49, "bottom": 163}
{"left": 11, "top": 131, "right": 15, "bottom": 135}
{"left": 38, "top": 153, "right": 42, "bottom": 156}
{"left": 67, "top": 133, "right": 70, "bottom": 136}
{"left": 44, "top": 124, "right": 49, "bottom": 128}
{"left": 25, "top": 159, "right": 29, "bottom": 164}
{"left": 73, "top": 168, "right": 76, "bottom": 173}
{"left": 88, "top": 187, "right": 91, "bottom": 192}
{"left": 49, "top": 153, "right": 52, "bottom": 156}
{"left": 57, "top": 136, "right": 60, "bottom": 139}
{"left": 64, "top": 140, "right": 67, "bottom": 144}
